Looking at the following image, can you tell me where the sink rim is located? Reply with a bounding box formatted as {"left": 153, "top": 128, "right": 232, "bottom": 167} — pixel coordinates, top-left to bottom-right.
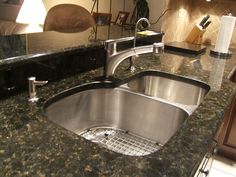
{"left": 43, "top": 81, "right": 115, "bottom": 110}
{"left": 44, "top": 70, "right": 210, "bottom": 116}
{"left": 44, "top": 80, "right": 190, "bottom": 116}
{"left": 43, "top": 70, "right": 212, "bottom": 158}
{"left": 44, "top": 81, "right": 189, "bottom": 156}
{"left": 119, "top": 70, "right": 210, "bottom": 92}
{"left": 119, "top": 70, "right": 210, "bottom": 113}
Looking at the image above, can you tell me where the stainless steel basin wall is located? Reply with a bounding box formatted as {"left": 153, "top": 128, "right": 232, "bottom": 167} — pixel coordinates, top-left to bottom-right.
{"left": 45, "top": 88, "right": 188, "bottom": 145}
{"left": 127, "top": 75, "right": 209, "bottom": 105}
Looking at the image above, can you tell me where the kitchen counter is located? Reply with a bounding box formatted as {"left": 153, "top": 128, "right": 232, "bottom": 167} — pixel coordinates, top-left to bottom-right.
{"left": 1, "top": 40, "right": 236, "bottom": 176}
{"left": 0, "top": 25, "right": 163, "bottom": 98}
{"left": 0, "top": 26, "right": 162, "bottom": 69}
{"left": 0, "top": 27, "right": 112, "bottom": 69}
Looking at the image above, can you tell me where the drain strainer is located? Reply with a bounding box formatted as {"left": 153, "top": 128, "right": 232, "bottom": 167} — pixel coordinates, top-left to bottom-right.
{"left": 79, "top": 127, "right": 162, "bottom": 156}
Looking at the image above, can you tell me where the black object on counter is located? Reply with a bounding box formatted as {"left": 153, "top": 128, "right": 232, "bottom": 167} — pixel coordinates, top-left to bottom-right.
{"left": 210, "top": 49, "right": 232, "bottom": 59}
{"left": 202, "top": 21, "right": 211, "bottom": 29}
{"left": 199, "top": 15, "right": 210, "bottom": 27}
{"left": 164, "top": 42, "right": 206, "bottom": 55}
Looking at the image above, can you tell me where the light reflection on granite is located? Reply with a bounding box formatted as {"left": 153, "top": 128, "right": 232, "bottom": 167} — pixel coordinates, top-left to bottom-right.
{"left": 0, "top": 35, "right": 26, "bottom": 59}
{"left": 0, "top": 48, "right": 236, "bottom": 177}
{"left": 0, "top": 26, "right": 163, "bottom": 70}
{"left": 0, "top": 26, "right": 133, "bottom": 59}
{"left": 208, "top": 58, "right": 226, "bottom": 91}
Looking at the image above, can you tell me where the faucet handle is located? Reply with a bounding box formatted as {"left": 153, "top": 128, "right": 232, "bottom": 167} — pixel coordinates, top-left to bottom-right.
{"left": 28, "top": 77, "right": 48, "bottom": 103}
{"left": 153, "top": 42, "right": 164, "bottom": 54}
{"left": 105, "top": 37, "right": 134, "bottom": 45}
{"left": 105, "top": 37, "right": 135, "bottom": 56}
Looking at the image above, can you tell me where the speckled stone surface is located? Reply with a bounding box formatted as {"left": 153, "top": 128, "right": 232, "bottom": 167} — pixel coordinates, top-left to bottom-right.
{"left": 0, "top": 26, "right": 163, "bottom": 69}
{"left": 1, "top": 47, "right": 236, "bottom": 177}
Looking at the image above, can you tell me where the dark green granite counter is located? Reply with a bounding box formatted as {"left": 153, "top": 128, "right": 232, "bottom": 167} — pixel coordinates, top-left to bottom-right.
{"left": 0, "top": 25, "right": 163, "bottom": 98}
{"left": 1, "top": 46, "right": 236, "bottom": 177}
{"left": 0, "top": 26, "right": 162, "bottom": 69}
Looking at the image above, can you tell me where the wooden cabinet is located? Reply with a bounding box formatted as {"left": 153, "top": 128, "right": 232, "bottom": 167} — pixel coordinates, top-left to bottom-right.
{"left": 216, "top": 71, "right": 236, "bottom": 160}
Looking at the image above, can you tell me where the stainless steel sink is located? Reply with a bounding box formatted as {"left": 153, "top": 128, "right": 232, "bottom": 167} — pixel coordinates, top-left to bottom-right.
{"left": 45, "top": 82, "right": 188, "bottom": 156}
{"left": 125, "top": 71, "right": 210, "bottom": 106}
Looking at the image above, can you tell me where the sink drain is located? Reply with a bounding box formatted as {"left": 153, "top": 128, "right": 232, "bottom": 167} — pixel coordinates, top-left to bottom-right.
{"left": 79, "top": 127, "right": 162, "bottom": 156}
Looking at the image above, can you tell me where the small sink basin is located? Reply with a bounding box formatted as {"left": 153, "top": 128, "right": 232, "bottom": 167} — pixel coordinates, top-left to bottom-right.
{"left": 125, "top": 71, "right": 210, "bottom": 106}
{"left": 45, "top": 82, "right": 188, "bottom": 156}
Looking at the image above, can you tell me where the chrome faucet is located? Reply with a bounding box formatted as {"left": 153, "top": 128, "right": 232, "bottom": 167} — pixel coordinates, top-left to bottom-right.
{"left": 28, "top": 77, "right": 48, "bottom": 102}
{"left": 129, "top": 18, "right": 151, "bottom": 72}
{"left": 104, "top": 17, "right": 163, "bottom": 80}
{"left": 133, "top": 18, "right": 151, "bottom": 49}
{"left": 105, "top": 42, "right": 164, "bottom": 79}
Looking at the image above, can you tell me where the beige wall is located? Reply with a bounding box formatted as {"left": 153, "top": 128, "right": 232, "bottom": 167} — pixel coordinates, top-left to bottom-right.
{"left": 111, "top": 0, "right": 134, "bottom": 22}
{"left": 43, "top": 0, "right": 134, "bottom": 22}
{"left": 0, "top": 4, "right": 21, "bottom": 21}
{"left": 0, "top": 1, "right": 135, "bottom": 23}
{"left": 0, "top": 0, "right": 164, "bottom": 30}
{"left": 148, "top": 0, "right": 165, "bottom": 31}
{"left": 43, "top": 0, "right": 108, "bottom": 12}
{"left": 43, "top": 0, "right": 165, "bottom": 28}
{"left": 161, "top": 0, "right": 236, "bottom": 48}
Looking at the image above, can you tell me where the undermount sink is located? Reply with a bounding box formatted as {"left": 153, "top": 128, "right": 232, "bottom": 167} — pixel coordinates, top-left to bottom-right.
{"left": 124, "top": 71, "right": 210, "bottom": 106}
{"left": 45, "top": 82, "right": 188, "bottom": 156}
{"left": 44, "top": 71, "right": 210, "bottom": 156}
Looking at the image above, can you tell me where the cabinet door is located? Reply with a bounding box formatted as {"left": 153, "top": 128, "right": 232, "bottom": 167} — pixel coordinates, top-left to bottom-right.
{"left": 217, "top": 93, "right": 236, "bottom": 160}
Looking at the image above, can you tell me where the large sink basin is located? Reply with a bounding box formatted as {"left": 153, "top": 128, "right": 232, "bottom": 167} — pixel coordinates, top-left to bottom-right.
{"left": 45, "top": 82, "right": 188, "bottom": 156}
{"left": 125, "top": 71, "right": 210, "bottom": 106}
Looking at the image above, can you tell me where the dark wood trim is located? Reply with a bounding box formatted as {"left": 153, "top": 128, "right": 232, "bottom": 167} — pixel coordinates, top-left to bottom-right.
{"left": 216, "top": 93, "right": 236, "bottom": 160}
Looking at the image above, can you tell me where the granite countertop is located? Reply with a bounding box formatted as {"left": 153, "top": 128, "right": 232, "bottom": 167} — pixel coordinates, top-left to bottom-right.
{"left": 1, "top": 46, "right": 236, "bottom": 177}
{"left": 0, "top": 27, "right": 107, "bottom": 69}
{"left": 0, "top": 26, "right": 163, "bottom": 69}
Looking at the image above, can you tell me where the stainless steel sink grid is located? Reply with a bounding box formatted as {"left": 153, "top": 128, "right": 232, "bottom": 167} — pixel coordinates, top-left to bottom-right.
{"left": 80, "top": 127, "right": 162, "bottom": 156}
{"left": 45, "top": 84, "right": 188, "bottom": 156}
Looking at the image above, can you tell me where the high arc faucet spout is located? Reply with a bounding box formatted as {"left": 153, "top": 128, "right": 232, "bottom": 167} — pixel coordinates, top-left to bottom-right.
{"left": 133, "top": 17, "right": 151, "bottom": 48}
{"left": 104, "top": 18, "right": 163, "bottom": 80}
{"left": 104, "top": 42, "right": 164, "bottom": 80}
{"left": 130, "top": 18, "right": 151, "bottom": 71}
